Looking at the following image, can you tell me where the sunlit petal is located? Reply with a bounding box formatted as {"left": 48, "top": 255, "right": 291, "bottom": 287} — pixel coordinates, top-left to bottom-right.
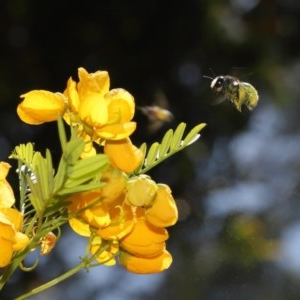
{"left": 64, "top": 77, "right": 80, "bottom": 113}
{"left": 78, "top": 67, "right": 110, "bottom": 98}
{"left": 105, "top": 88, "right": 135, "bottom": 123}
{"left": 69, "top": 218, "right": 91, "bottom": 237}
{"left": 0, "top": 237, "right": 13, "bottom": 267}
{"left": 0, "top": 163, "right": 15, "bottom": 207}
{"left": 96, "top": 122, "right": 136, "bottom": 140}
{"left": 104, "top": 138, "right": 143, "bottom": 173}
{"left": 120, "top": 217, "right": 168, "bottom": 257}
{"left": 78, "top": 93, "right": 108, "bottom": 127}
{"left": 145, "top": 184, "right": 178, "bottom": 227}
{"left": 12, "top": 232, "right": 30, "bottom": 250}
{"left": 119, "top": 249, "right": 172, "bottom": 274}
{"left": 18, "top": 90, "right": 66, "bottom": 124}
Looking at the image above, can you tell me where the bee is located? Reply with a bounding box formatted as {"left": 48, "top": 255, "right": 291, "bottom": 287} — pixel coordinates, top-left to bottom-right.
{"left": 138, "top": 89, "right": 174, "bottom": 133}
{"left": 207, "top": 75, "right": 259, "bottom": 112}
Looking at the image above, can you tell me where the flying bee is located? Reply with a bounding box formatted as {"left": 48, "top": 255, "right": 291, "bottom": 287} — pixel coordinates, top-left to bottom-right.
{"left": 206, "top": 75, "right": 259, "bottom": 112}
{"left": 138, "top": 89, "right": 174, "bottom": 133}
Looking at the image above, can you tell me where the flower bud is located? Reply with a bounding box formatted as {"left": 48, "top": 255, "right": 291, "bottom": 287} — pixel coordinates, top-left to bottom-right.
{"left": 126, "top": 175, "right": 158, "bottom": 207}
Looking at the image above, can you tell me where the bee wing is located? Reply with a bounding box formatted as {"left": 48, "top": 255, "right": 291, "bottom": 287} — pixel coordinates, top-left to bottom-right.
{"left": 153, "top": 89, "right": 169, "bottom": 109}
{"left": 210, "top": 95, "right": 228, "bottom": 106}
{"left": 147, "top": 120, "right": 165, "bottom": 134}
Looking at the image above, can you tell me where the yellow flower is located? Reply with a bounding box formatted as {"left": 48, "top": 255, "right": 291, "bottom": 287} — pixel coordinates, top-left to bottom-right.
{"left": 68, "top": 171, "right": 134, "bottom": 240}
{"left": 145, "top": 184, "right": 178, "bottom": 227}
{"left": 17, "top": 91, "right": 66, "bottom": 124}
{"left": 0, "top": 207, "right": 29, "bottom": 267}
{"left": 63, "top": 67, "right": 136, "bottom": 144}
{"left": 0, "top": 162, "right": 15, "bottom": 207}
{"left": 119, "top": 249, "right": 172, "bottom": 274}
{"left": 104, "top": 138, "right": 143, "bottom": 173}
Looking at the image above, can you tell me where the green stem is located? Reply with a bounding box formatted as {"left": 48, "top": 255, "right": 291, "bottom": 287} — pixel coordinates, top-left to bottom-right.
{"left": 15, "top": 260, "right": 85, "bottom": 300}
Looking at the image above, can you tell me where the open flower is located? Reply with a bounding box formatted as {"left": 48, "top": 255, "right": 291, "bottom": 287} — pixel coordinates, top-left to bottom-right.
{"left": 63, "top": 67, "right": 137, "bottom": 145}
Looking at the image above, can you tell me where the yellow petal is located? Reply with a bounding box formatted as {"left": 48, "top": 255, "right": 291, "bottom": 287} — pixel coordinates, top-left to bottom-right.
{"left": 105, "top": 88, "right": 135, "bottom": 123}
{"left": 0, "top": 207, "right": 23, "bottom": 231}
{"left": 91, "top": 239, "right": 118, "bottom": 266}
{"left": 119, "top": 249, "right": 172, "bottom": 274}
{"left": 104, "top": 138, "right": 143, "bottom": 173}
{"left": 0, "top": 162, "right": 15, "bottom": 207}
{"left": 126, "top": 175, "right": 158, "bottom": 207}
{"left": 83, "top": 205, "right": 111, "bottom": 228}
{"left": 77, "top": 67, "right": 110, "bottom": 98}
{"left": 145, "top": 184, "right": 178, "bottom": 227}
{"left": 80, "top": 141, "right": 97, "bottom": 158}
{"left": 18, "top": 90, "right": 66, "bottom": 124}
{"left": 0, "top": 162, "right": 10, "bottom": 180}
{"left": 12, "top": 232, "right": 30, "bottom": 251}
{"left": 0, "top": 214, "right": 15, "bottom": 240}
{"left": 64, "top": 77, "right": 80, "bottom": 113}
{"left": 96, "top": 122, "right": 136, "bottom": 140}
{"left": 100, "top": 168, "right": 127, "bottom": 203}
{"left": 78, "top": 93, "right": 108, "bottom": 127}
{"left": 69, "top": 218, "right": 91, "bottom": 237}
{"left": 120, "top": 217, "right": 168, "bottom": 257}
{"left": 97, "top": 204, "right": 135, "bottom": 240}
{"left": 97, "top": 219, "right": 134, "bottom": 240}
{"left": 68, "top": 190, "right": 102, "bottom": 213}
{"left": 0, "top": 237, "right": 13, "bottom": 267}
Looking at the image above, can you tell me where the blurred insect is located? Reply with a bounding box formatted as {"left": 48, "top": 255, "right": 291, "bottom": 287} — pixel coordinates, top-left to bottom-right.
{"left": 205, "top": 74, "right": 259, "bottom": 112}
{"left": 137, "top": 89, "right": 174, "bottom": 133}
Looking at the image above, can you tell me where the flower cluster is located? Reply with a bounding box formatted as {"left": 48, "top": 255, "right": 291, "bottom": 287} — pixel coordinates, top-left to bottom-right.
{"left": 18, "top": 67, "right": 142, "bottom": 172}
{"left": 16, "top": 67, "right": 178, "bottom": 273}
{"left": 69, "top": 170, "right": 178, "bottom": 273}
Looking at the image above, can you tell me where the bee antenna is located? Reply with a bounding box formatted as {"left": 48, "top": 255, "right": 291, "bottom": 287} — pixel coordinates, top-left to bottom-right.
{"left": 203, "top": 75, "right": 214, "bottom": 80}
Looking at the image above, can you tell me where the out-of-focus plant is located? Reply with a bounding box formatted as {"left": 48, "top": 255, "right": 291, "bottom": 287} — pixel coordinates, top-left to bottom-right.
{"left": 0, "top": 67, "right": 206, "bottom": 299}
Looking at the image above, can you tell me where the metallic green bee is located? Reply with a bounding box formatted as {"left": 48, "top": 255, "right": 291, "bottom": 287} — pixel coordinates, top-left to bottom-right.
{"left": 209, "top": 75, "right": 259, "bottom": 112}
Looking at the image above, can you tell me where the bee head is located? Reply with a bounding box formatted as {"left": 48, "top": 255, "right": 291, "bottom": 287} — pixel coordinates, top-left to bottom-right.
{"left": 211, "top": 76, "right": 225, "bottom": 93}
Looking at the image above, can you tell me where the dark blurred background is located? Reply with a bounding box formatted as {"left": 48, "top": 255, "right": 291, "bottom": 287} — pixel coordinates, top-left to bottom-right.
{"left": 1, "top": 0, "right": 300, "bottom": 299}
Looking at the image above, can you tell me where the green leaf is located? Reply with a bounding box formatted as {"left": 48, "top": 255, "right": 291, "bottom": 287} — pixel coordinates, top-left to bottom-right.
{"left": 145, "top": 142, "right": 160, "bottom": 167}
{"left": 53, "top": 157, "right": 67, "bottom": 192}
{"left": 63, "top": 138, "right": 85, "bottom": 164}
{"left": 158, "top": 128, "right": 173, "bottom": 158}
{"left": 9, "top": 143, "right": 35, "bottom": 164}
{"left": 137, "top": 122, "right": 206, "bottom": 174}
{"left": 170, "top": 122, "right": 186, "bottom": 151}
{"left": 183, "top": 123, "right": 206, "bottom": 146}
{"left": 67, "top": 154, "right": 108, "bottom": 180}
{"left": 57, "top": 182, "right": 105, "bottom": 196}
